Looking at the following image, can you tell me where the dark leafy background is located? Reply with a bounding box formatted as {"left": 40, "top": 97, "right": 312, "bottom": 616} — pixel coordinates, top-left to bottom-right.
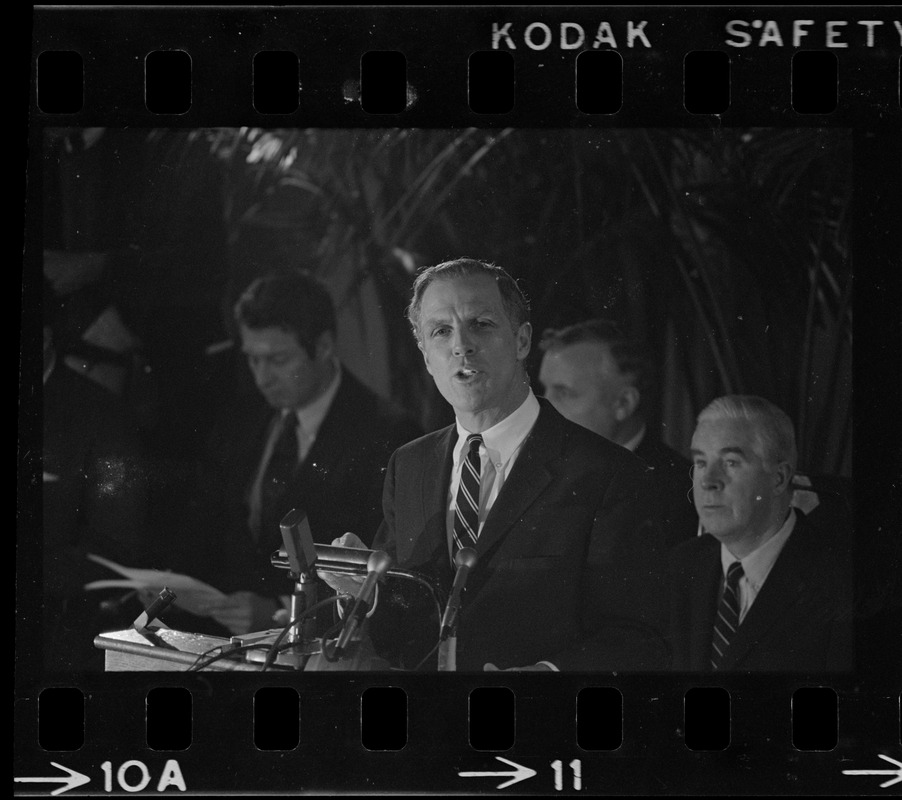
{"left": 43, "top": 126, "right": 852, "bottom": 477}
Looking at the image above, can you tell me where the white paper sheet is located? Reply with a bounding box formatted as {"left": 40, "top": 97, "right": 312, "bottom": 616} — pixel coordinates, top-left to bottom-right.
{"left": 85, "top": 553, "right": 227, "bottom": 616}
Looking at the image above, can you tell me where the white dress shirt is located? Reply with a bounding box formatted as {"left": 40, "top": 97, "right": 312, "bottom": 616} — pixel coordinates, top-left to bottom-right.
{"left": 247, "top": 361, "right": 342, "bottom": 535}
{"left": 445, "top": 390, "right": 541, "bottom": 561}
{"left": 294, "top": 360, "right": 342, "bottom": 461}
{"left": 442, "top": 391, "right": 554, "bottom": 671}
{"left": 720, "top": 508, "right": 797, "bottom": 624}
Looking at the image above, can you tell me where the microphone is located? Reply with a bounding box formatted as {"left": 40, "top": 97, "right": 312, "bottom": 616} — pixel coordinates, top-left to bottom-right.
{"left": 312, "top": 544, "right": 373, "bottom": 569}
{"left": 271, "top": 544, "right": 374, "bottom": 573}
{"left": 332, "top": 550, "right": 392, "bottom": 658}
{"left": 132, "top": 587, "right": 177, "bottom": 632}
{"left": 279, "top": 509, "right": 319, "bottom": 644}
{"left": 440, "top": 547, "right": 478, "bottom": 639}
{"left": 279, "top": 508, "right": 317, "bottom": 578}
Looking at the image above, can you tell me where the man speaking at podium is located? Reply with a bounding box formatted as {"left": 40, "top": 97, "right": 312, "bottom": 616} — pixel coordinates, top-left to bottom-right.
{"left": 329, "top": 259, "right": 668, "bottom": 672}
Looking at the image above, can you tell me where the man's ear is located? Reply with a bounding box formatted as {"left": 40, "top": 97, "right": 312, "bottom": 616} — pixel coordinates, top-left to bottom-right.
{"left": 773, "top": 462, "right": 794, "bottom": 495}
{"left": 314, "top": 330, "right": 336, "bottom": 361}
{"left": 515, "top": 322, "right": 532, "bottom": 361}
{"left": 614, "top": 386, "right": 640, "bottom": 422}
{"left": 418, "top": 338, "right": 434, "bottom": 375}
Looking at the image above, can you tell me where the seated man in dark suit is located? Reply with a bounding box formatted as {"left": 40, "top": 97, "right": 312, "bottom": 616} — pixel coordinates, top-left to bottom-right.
{"left": 328, "top": 259, "right": 669, "bottom": 671}
{"left": 195, "top": 271, "right": 422, "bottom": 635}
{"left": 669, "top": 395, "right": 852, "bottom": 672}
{"left": 538, "top": 319, "right": 697, "bottom": 547}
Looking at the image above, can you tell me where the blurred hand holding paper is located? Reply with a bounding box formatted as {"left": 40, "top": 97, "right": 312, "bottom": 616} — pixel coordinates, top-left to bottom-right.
{"left": 85, "top": 553, "right": 227, "bottom": 616}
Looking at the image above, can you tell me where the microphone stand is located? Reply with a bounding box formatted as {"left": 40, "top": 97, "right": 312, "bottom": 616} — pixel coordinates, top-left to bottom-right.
{"left": 437, "top": 624, "right": 457, "bottom": 672}
{"left": 271, "top": 543, "right": 447, "bottom": 672}
{"left": 241, "top": 508, "right": 322, "bottom": 669}
{"left": 131, "top": 587, "right": 178, "bottom": 649}
{"left": 436, "top": 547, "right": 477, "bottom": 672}
{"left": 288, "top": 570, "right": 318, "bottom": 646}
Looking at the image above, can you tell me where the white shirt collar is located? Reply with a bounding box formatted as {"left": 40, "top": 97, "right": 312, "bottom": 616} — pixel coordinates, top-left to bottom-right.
{"left": 720, "top": 508, "right": 797, "bottom": 592}
{"left": 453, "top": 390, "right": 541, "bottom": 470}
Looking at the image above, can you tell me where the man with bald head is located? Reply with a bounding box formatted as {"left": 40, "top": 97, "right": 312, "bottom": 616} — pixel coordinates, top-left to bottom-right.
{"left": 539, "top": 320, "right": 697, "bottom": 546}
{"left": 668, "top": 395, "right": 852, "bottom": 672}
{"left": 333, "top": 259, "right": 669, "bottom": 672}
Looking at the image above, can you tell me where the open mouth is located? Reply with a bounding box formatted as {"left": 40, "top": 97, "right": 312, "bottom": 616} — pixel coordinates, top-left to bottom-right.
{"left": 455, "top": 367, "right": 480, "bottom": 379}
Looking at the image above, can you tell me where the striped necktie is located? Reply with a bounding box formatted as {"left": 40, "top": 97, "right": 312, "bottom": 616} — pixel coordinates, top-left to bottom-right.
{"left": 711, "top": 560, "right": 744, "bottom": 670}
{"left": 452, "top": 433, "right": 483, "bottom": 555}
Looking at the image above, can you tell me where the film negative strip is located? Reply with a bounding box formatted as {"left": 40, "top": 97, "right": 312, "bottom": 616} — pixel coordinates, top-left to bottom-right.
{"left": 19, "top": 5, "right": 901, "bottom": 796}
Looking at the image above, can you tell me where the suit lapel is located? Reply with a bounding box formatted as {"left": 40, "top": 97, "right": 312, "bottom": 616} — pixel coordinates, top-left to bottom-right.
{"left": 258, "top": 377, "right": 358, "bottom": 546}
{"left": 688, "top": 537, "right": 723, "bottom": 670}
{"left": 474, "top": 405, "right": 558, "bottom": 560}
{"left": 244, "top": 407, "right": 279, "bottom": 487}
{"left": 243, "top": 408, "right": 282, "bottom": 540}
{"left": 720, "top": 517, "right": 810, "bottom": 669}
{"left": 414, "top": 405, "right": 565, "bottom": 600}
{"left": 402, "top": 425, "right": 456, "bottom": 580}
{"left": 294, "top": 374, "right": 357, "bottom": 483}
{"left": 423, "top": 426, "right": 456, "bottom": 527}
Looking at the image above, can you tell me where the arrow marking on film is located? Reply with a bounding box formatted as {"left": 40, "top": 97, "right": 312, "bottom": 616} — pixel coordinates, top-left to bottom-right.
{"left": 842, "top": 754, "right": 902, "bottom": 789}
{"left": 13, "top": 761, "right": 91, "bottom": 794}
{"left": 459, "top": 756, "right": 537, "bottom": 789}
{"left": 14, "top": 762, "right": 91, "bottom": 796}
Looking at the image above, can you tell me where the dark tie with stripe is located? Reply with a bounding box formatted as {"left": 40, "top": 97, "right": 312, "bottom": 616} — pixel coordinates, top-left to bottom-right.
{"left": 259, "top": 412, "right": 299, "bottom": 541}
{"left": 452, "top": 433, "right": 483, "bottom": 556}
{"left": 711, "top": 560, "right": 744, "bottom": 670}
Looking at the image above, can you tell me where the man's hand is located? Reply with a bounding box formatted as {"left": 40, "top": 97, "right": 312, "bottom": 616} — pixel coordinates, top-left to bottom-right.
{"left": 484, "top": 662, "right": 554, "bottom": 672}
{"left": 318, "top": 533, "right": 368, "bottom": 597}
{"left": 333, "top": 532, "right": 367, "bottom": 549}
{"left": 204, "top": 591, "right": 278, "bottom": 635}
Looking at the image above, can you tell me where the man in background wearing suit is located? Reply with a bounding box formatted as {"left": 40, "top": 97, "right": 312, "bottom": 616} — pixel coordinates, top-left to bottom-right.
{"left": 669, "top": 395, "right": 852, "bottom": 672}
{"left": 331, "top": 259, "right": 669, "bottom": 671}
{"left": 538, "top": 319, "right": 697, "bottom": 548}
{"left": 198, "top": 271, "right": 421, "bottom": 634}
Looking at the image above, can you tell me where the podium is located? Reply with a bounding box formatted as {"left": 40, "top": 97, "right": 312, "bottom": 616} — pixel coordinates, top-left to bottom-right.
{"left": 93, "top": 626, "right": 390, "bottom": 672}
{"left": 94, "top": 627, "right": 269, "bottom": 672}
{"left": 94, "top": 546, "right": 444, "bottom": 672}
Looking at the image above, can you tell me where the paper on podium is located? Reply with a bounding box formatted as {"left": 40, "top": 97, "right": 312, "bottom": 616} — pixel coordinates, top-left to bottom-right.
{"left": 84, "top": 553, "right": 228, "bottom": 616}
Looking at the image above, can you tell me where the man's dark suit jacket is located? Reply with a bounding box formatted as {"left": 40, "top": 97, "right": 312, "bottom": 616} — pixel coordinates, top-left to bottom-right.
{"left": 201, "top": 369, "right": 422, "bottom": 598}
{"left": 668, "top": 512, "right": 853, "bottom": 672}
{"left": 371, "top": 399, "right": 670, "bottom": 672}
{"left": 634, "top": 435, "right": 698, "bottom": 548}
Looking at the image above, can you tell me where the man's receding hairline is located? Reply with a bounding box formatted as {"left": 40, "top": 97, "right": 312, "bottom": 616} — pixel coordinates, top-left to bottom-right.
{"left": 414, "top": 272, "right": 518, "bottom": 329}
{"left": 693, "top": 416, "right": 784, "bottom": 468}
